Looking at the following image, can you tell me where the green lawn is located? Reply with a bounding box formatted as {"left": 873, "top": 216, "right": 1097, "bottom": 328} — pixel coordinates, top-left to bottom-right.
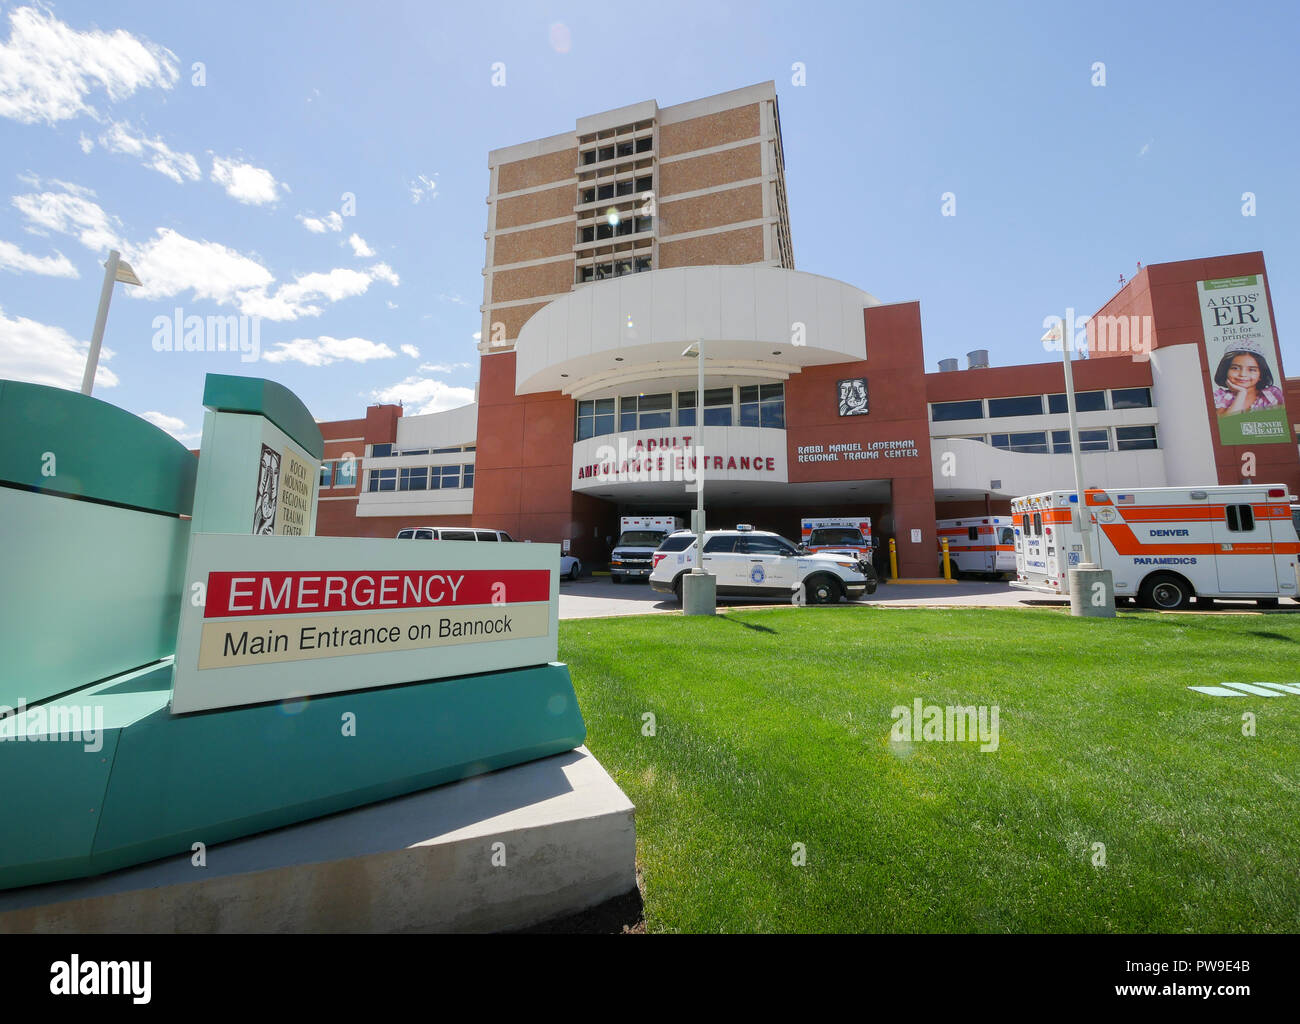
{"left": 560, "top": 606, "right": 1300, "bottom": 933}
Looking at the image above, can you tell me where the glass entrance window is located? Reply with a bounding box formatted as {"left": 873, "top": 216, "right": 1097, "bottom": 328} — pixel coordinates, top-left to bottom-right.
{"left": 577, "top": 398, "right": 615, "bottom": 440}
{"left": 1051, "top": 429, "right": 1109, "bottom": 453}
{"left": 739, "top": 384, "right": 785, "bottom": 428}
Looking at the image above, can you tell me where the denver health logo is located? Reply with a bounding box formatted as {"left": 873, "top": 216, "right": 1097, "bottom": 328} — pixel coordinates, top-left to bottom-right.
{"left": 1188, "top": 681, "right": 1300, "bottom": 697}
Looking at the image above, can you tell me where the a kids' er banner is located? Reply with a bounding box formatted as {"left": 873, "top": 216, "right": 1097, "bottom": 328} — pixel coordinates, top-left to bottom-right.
{"left": 1198, "top": 274, "right": 1290, "bottom": 445}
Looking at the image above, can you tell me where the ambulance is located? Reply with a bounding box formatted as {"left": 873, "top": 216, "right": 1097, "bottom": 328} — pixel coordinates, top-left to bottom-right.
{"left": 936, "top": 516, "right": 1016, "bottom": 577}
{"left": 1010, "top": 484, "right": 1300, "bottom": 609}
{"left": 800, "top": 516, "right": 872, "bottom": 560}
{"left": 609, "top": 515, "right": 684, "bottom": 582}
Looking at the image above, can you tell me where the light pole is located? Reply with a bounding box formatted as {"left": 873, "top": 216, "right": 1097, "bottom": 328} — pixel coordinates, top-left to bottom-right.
{"left": 681, "top": 340, "right": 715, "bottom": 615}
{"left": 1043, "top": 316, "right": 1115, "bottom": 617}
{"left": 81, "top": 249, "right": 142, "bottom": 396}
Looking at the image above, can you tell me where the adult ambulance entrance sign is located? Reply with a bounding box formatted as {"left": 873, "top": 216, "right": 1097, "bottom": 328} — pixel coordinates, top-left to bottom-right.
{"left": 173, "top": 534, "right": 560, "bottom": 714}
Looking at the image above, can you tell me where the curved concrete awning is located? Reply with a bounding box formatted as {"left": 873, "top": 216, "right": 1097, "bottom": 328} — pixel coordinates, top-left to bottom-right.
{"left": 514, "top": 266, "right": 880, "bottom": 397}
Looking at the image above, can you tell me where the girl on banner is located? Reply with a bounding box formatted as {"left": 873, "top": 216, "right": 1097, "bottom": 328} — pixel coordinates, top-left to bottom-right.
{"left": 1213, "top": 342, "right": 1285, "bottom": 417}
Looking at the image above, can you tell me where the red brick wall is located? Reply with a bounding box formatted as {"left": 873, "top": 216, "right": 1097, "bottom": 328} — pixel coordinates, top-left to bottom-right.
{"left": 784, "top": 301, "right": 939, "bottom": 577}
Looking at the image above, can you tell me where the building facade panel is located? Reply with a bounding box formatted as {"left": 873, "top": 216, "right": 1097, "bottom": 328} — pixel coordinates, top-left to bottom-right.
{"left": 659, "top": 145, "right": 762, "bottom": 197}
{"left": 658, "top": 226, "right": 765, "bottom": 268}
{"left": 491, "top": 260, "right": 574, "bottom": 304}
{"left": 495, "top": 186, "right": 576, "bottom": 230}
{"left": 492, "top": 223, "right": 575, "bottom": 266}
{"left": 496, "top": 148, "right": 578, "bottom": 195}
{"left": 658, "top": 104, "right": 761, "bottom": 158}
{"left": 659, "top": 183, "right": 763, "bottom": 237}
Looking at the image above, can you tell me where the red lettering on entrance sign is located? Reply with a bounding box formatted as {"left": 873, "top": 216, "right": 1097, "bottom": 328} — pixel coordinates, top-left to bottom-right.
{"left": 740, "top": 457, "right": 750, "bottom": 469}
{"left": 766, "top": 458, "right": 775, "bottom": 470}
{"left": 206, "top": 569, "right": 550, "bottom": 618}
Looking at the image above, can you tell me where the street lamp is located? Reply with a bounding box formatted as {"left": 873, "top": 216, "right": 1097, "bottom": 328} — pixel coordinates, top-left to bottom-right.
{"left": 681, "top": 340, "right": 715, "bottom": 615}
{"left": 81, "top": 249, "right": 142, "bottom": 396}
{"left": 1042, "top": 318, "right": 1115, "bottom": 617}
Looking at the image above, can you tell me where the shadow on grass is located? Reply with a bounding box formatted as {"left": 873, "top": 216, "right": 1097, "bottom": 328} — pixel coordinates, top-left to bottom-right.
{"left": 718, "top": 615, "right": 779, "bottom": 635}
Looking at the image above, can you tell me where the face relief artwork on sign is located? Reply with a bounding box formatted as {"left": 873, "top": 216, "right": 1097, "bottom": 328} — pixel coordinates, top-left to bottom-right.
{"left": 1197, "top": 275, "right": 1290, "bottom": 445}
{"left": 274, "top": 448, "right": 314, "bottom": 535}
{"left": 253, "top": 444, "right": 281, "bottom": 534}
{"left": 838, "top": 378, "right": 869, "bottom": 417}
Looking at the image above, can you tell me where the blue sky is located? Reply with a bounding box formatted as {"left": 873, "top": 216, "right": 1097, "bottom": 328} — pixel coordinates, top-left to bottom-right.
{"left": 1, "top": 0, "right": 1297, "bottom": 442}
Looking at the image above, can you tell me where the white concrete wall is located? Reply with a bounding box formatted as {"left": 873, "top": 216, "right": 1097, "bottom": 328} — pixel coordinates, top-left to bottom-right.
{"left": 931, "top": 437, "right": 1168, "bottom": 497}
{"left": 1147, "top": 343, "right": 1218, "bottom": 486}
{"left": 395, "top": 402, "right": 478, "bottom": 450}
{"left": 515, "top": 267, "right": 880, "bottom": 396}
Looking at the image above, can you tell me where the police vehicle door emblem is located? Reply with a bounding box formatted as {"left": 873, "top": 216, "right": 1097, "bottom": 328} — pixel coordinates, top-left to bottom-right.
{"left": 750, "top": 564, "right": 766, "bottom": 584}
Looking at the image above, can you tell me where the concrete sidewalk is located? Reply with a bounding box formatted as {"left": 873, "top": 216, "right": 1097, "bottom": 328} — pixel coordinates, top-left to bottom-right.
{"left": 556, "top": 576, "right": 1300, "bottom": 619}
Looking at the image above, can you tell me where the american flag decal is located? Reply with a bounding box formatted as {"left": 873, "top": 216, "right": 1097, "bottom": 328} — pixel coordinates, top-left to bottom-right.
{"left": 1117, "top": 494, "right": 1134, "bottom": 504}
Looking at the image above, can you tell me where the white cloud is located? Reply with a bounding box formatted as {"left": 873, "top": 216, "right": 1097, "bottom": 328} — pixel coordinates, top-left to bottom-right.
{"left": 348, "top": 233, "right": 374, "bottom": 257}
{"left": 418, "top": 361, "right": 471, "bottom": 373}
{"left": 408, "top": 173, "right": 438, "bottom": 204}
{"left": 77, "top": 133, "right": 93, "bottom": 154}
{"left": 0, "top": 6, "right": 178, "bottom": 125}
{"left": 0, "top": 239, "right": 78, "bottom": 277}
{"left": 368, "top": 261, "right": 399, "bottom": 286}
{"left": 263, "top": 335, "right": 397, "bottom": 366}
{"left": 438, "top": 292, "right": 465, "bottom": 305}
{"left": 99, "top": 121, "right": 200, "bottom": 183}
{"left": 128, "top": 227, "right": 274, "bottom": 305}
{"left": 211, "top": 155, "right": 283, "bottom": 205}
{"left": 12, "top": 179, "right": 123, "bottom": 252}
{"left": 0, "top": 306, "right": 117, "bottom": 389}
{"left": 371, "top": 376, "right": 474, "bottom": 415}
{"left": 298, "top": 210, "right": 343, "bottom": 234}
{"left": 140, "top": 411, "right": 202, "bottom": 444}
{"left": 386, "top": 300, "right": 397, "bottom": 310}
{"left": 1138, "top": 141, "right": 1151, "bottom": 158}
{"left": 400, "top": 344, "right": 419, "bottom": 358}
{"left": 242, "top": 267, "right": 374, "bottom": 321}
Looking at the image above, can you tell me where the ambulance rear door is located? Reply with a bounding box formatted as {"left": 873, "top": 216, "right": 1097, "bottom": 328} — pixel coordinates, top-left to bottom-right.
{"left": 1210, "top": 498, "right": 1279, "bottom": 593}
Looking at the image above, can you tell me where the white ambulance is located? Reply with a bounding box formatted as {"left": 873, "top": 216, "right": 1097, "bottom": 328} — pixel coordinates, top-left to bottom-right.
{"left": 936, "top": 517, "right": 1016, "bottom": 577}
{"left": 1010, "top": 484, "right": 1300, "bottom": 609}
{"left": 800, "top": 516, "right": 873, "bottom": 560}
{"left": 609, "top": 515, "right": 684, "bottom": 582}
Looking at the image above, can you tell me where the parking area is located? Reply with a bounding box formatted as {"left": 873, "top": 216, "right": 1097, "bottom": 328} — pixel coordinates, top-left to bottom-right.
{"left": 557, "top": 574, "right": 1300, "bottom": 620}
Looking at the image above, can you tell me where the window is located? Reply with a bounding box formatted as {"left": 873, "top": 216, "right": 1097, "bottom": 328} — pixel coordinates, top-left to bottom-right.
{"left": 597, "top": 183, "right": 614, "bottom": 200}
{"left": 580, "top": 226, "right": 595, "bottom": 243}
{"left": 1111, "top": 387, "right": 1153, "bottom": 409}
{"left": 1032, "top": 512, "right": 1042, "bottom": 536}
{"left": 703, "top": 388, "right": 733, "bottom": 426}
{"left": 430, "top": 446, "right": 461, "bottom": 454}
{"left": 431, "top": 465, "right": 461, "bottom": 489}
{"left": 931, "top": 400, "right": 983, "bottom": 422}
{"left": 616, "top": 141, "right": 634, "bottom": 158}
{"left": 463, "top": 465, "right": 474, "bottom": 489}
{"left": 581, "top": 188, "right": 595, "bottom": 204}
{"left": 401, "top": 448, "right": 429, "bottom": 456}
{"left": 597, "top": 146, "right": 614, "bottom": 162}
{"left": 658, "top": 534, "right": 696, "bottom": 552}
{"left": 577, "top": 398, "right": 615, "bottom": 440}
{"left": 1048, "top": 391, "right": 1106, "bottom": 413}
{"left": 619, "top": 393, "right": 671, "bottom": 430}
{"left": 703, "top": 535, "right": 739, "bottom": 553}
{"left": 635, "top": 137, "right": 652, "bottom": 153}
{"left": 499, "top": 532, "right": 515, "bottom": 542}
{"left": 967, "top": 526, "right": 979, "bottom": 541}
{"left": 634, "top": 255, "right": 651, "bottom": 273}
{"left": 582, "top": 151, "right": 597, "bottom": 165}
{"left": 475, "top": 530, "right": 498, "bottom": 542}
{"left": 399, "top": 467, "right": 428, "bottom": 491}
{"left": 367, "top": 468, "right": 396, "bottom": 492}
{"left": 991, "top": 431, "right": 1049, "bottom": 454}
{"left": 615, "top": 179, "right": 634, "bottom": 197}
{"left": 318, "top": 462, "right": 333, "bottom": 488}
{"left": 1115, "top": 425, "right": 1158, "bottom": 451}
{"left": 441, "top": 529, "right": 477, "bottom": 541}
{"left": 634, "top": 216, "right": 652, "bottom": 234}
{"left": 336, "top": 458, "right": 356, "bottom": 487}
{"left": 743, "top": 535, "right": 797, "bottom": 556}
{"left": 739, "top": 384, "right": 785, "bottom": 429}
{"left": 1226, "top": 504, "right": 1255, "bottom": 532}
{"left": 998, "top": 527, "right": 1015, "bottom": 545}
{"left": 1051, "top": 429, "right": 1109, "bottom": 453}
{"left": 370, "top": 443, "right": 393, "bottom": 458}
{"left": 635, "top": 175, "right": 652, "bottom": 193}
{"left": 988, "top": 395, "right": 1044, "bottom": 418}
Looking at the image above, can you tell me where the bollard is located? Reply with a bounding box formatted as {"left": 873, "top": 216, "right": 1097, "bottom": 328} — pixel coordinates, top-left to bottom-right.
{"left": 941, "top": 538, "right": 951, "bottom": 580}
{"left": 889, "top": 538, "right": 898, "bottom": 580}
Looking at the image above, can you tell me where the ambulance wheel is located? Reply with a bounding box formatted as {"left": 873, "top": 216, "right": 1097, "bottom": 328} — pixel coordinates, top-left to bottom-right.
{"left": 1140, "top": 574, "right": 1192, "bottom": 611}
{"left": 672, "top": 575, "right": 683, "bottom": 604}
{"left": 1256, "top": 598, "right": 1280, "bottom": 609}
{"left": 568, "top": 562, "right": 582, "bottom": 580}
{"left": 806, "top": 574, "right": 841, "bottom": 604}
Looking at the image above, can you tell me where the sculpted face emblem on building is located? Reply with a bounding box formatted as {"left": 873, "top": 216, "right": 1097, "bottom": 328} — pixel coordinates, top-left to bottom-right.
{"left": 838, "top": 378, "right": 869, "bottom": 417}
{"left": 253, "top": 443, "right": 281, "bottom": 534}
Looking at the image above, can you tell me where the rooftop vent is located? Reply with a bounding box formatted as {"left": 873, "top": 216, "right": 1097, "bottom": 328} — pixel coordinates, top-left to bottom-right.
{"left": 967, "top": 349, "right": 989, "bottom": 370}
{"left": 938, "top": 358, "right": 959, "bottom": 373}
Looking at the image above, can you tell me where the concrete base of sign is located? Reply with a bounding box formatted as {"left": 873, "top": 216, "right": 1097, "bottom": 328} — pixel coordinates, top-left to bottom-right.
{"left": 1068, "top": 566, "right": 1117, "bottom": 618}
{"left": 682, "top": 570, "right": 716, "bottom": 616}
{"left": 0, "top": 746, "right": 635, "bottom": 934}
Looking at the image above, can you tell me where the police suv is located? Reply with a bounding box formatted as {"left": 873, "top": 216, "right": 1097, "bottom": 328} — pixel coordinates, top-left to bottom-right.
{"left": 649, "top": 524, "right": 878, "bottom": 604}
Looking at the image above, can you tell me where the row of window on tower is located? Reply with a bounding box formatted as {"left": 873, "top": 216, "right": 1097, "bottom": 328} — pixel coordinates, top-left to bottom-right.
{"left": 580, "top": 175, "right": 654, "bottom": 206}
{"left": 581, "top": 137, "right": 653, "bottom": 165}
{"left": 930, "top": 388, "right": 1153, "bottom": 422}
{"left": 576, "top": 384, "right": 786, "bottom": 441}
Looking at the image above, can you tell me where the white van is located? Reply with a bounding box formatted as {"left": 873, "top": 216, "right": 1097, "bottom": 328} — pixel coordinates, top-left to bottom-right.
{"left": 395, "top": 527, "right": 515, "bottom": 542}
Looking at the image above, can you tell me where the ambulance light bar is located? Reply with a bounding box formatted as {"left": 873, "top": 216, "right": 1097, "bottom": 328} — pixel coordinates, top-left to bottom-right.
{"left": 736, "top": 523, "right": 754, "bottom": 531}
{"left": 1267, "top": 487, "right": 1286, "bottom": 498}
